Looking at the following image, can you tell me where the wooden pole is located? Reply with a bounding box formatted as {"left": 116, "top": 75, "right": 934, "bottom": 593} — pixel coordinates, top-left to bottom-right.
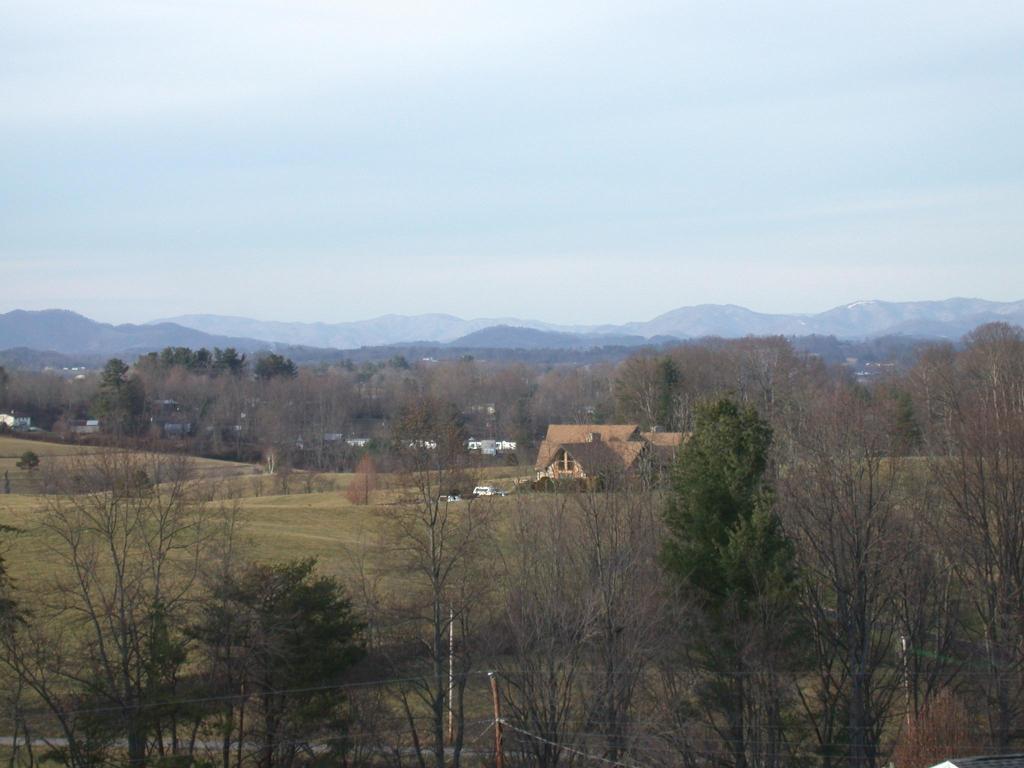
{"left": 900, "top": 634, "right": 913, "bottom": 726}
{"left": 488, "top": 672, "right": 504, "bottom": 768}
{"left": 236, "top": 679, "right": 245, "bottom": 768}
{"left": 448, "top": 606, "right": 455, "bottom": 743}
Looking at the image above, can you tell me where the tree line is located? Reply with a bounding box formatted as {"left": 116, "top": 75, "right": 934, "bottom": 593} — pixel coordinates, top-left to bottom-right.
{"left": 0, "top": 324, "right": 1023, "bottom": 767}
{"left": 2, "top": 334, "right": 834, "bottom": 471}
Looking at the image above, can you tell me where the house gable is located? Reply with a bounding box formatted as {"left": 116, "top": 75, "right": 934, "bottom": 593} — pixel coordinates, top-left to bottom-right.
{"left": 535, "top": 423, "right": 684, "bottom": 482}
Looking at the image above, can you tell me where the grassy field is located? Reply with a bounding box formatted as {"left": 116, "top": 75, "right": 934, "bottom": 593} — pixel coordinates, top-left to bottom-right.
{"left": 0, "top": 436, "right": 90, "bottom": 459}
{"left": 0, "top": 435, "right": 261, "bottom": 494}
{"left": 0, "top": 436, "right": 532, "bottom": 589}
{"left": 235, "top": 484, "right": 524, "bottom": 583}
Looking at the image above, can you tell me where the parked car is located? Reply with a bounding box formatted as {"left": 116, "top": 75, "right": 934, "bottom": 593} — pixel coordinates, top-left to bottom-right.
{"left": 438, "top": 493, "right": 461, "bottom": 503}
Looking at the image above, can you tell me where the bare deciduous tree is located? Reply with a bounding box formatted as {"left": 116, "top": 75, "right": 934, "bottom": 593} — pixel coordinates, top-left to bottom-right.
{"left": 495, "top": 493, "right": 596, "bottom": 768}
{"left": 346, "top": 455, "right": 379, "bottom": 506}
{"left": 575, "top": 479, "right": 667, "bottom": 764}
{"left": 371, "top": 397, "right": 493, "bottom": 768}
{"left": 917, "top": 323, "right": 1024, "bottom": 748}
{"left": 890, "top": 690, "right": 982, "bottom": 768}
{"left": 779, "top": 386, "right": 904, "bottom": 768}
{"left": 2, "top": 450, "right": 211, "bottom": 767}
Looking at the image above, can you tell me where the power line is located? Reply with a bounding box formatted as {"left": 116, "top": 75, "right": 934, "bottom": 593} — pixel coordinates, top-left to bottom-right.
{"left": 503, "top": 720, "right": 648, "bottom": 768}
{"left": 12, "top": 670, "right": 495, "bottom": 719}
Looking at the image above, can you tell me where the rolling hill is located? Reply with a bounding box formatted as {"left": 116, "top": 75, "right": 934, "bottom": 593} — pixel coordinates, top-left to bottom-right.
{"left": 4, "top": 299, "right": 1024, "bottom": 362}
{"left": 156, "top": 298, "right": 1024, "bottom": 346}
{"left": 0, "top": 309, "right": 266, "bottom": 355}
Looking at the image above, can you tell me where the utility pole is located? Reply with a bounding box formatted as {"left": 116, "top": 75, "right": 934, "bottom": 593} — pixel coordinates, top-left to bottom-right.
{"left": 448, "top": 606, "right": 455, "bottom": 743}
{"left": 237, "top": 679, "right": 246, "bottom": 768}
{"left": 488, "top": 671, "right": 504, "bottom": 768}
{"left": 900, "top": 634, "right": 913, "bottom": 726}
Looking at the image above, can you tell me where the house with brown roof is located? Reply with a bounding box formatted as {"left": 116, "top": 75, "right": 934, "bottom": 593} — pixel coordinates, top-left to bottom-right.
{"left": 534, "top": 424, "right": 683, "bottom": 484}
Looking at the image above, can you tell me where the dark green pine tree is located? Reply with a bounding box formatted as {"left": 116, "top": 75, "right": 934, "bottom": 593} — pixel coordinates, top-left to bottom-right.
{"left": 94, "top": 358, "right": 146, "bottom": 436}
{"left": 891, "top": 389, "right": 922, "bottom": 456}
{"left": 194, "top": 559, "right": 365, "bottom": 767}
{"left": 662, "top": 398, "right": 800, "bottom": 768}
{"left": 213, "top": 347, "right": 247, "bottom": 376}
{"left": 255, "top": 353, "right": 298, "bottom": 381}
{"left": 656, "top": 357, "right": 682, "bottom": 430}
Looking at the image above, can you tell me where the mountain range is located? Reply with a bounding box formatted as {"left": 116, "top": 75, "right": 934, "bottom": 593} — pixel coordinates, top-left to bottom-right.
{"left": 0, "top": 310, "right": 293, "bottom": 359}
{"left": 1, "top": 298, "right": 1022, "bottom": 360}
{"left": 155, "top": 298, "right": 1024, "bottom": 347}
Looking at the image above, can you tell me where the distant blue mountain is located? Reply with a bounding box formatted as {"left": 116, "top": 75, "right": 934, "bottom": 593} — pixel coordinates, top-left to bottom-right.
{"left": 448, "top": 325, "right": 655, "bottom": 350}
{"left": 3, "top": 299, "right": 1024, "bottom": 358}
{"left": 0, "top": 309, "right": 277, "bottom": 355}
{"left": 158, "top": 298, "right": 1024, "bottom": 347}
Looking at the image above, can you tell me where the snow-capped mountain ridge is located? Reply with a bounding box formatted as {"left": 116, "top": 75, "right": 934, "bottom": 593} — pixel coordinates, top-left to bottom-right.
{"left": 152, "top": 298, "right": 1024, "bottom": 347}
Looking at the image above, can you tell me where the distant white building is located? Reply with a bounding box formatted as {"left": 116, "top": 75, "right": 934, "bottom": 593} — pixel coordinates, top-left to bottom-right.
{"left": 466, "top": 437, "right": 517, "bottom": 455}
{"left": 0, "top": 413, "right": 31, "bottom": 430}
{"left": 407, "top": 439, "right": 437, "bottom": 450}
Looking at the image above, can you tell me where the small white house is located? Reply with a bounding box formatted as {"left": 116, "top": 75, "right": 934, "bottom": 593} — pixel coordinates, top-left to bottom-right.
{"left": 0, "top": 413, "right": 31, "bottom": 430}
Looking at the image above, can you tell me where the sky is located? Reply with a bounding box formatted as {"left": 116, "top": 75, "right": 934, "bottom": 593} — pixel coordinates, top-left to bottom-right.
{"left": 2, "top": 0, "right": 1023, "bottom": 325}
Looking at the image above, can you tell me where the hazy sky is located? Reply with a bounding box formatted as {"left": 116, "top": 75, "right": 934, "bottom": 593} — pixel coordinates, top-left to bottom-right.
{"left": 2, "top": 1, "right": 1022, "bottom": 325}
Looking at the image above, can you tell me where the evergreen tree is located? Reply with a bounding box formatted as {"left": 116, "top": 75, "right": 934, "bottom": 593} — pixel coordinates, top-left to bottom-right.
{"left": 214, "top": 347, "right": 247, "bottom": 376}
{"left": 194, "top": 559, "right": 365, "bottom": 767}
{"left": 94, "top": 358, "right": 146, "bottom": 435}
{"left": 891, "top": 389, "right": 922, "bottom": 455}
{"left": 662, "top": 398, "right": 800, "bottom": 768}
{"left": 656, "top": 356, "right": 681, "bottom": 429}
{"left": 15, "top": 451, "right": 39, "bottom": 472}
{"left": 255, "top": 353, "right": 297, "bottom": 381}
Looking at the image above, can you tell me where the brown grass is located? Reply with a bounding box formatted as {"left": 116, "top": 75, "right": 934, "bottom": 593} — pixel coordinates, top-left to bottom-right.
{"left": 0, "top": 448, "right": 531, "bottom": 591}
